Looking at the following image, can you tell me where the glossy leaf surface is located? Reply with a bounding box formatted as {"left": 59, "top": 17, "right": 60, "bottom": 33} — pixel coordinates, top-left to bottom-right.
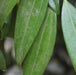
{"left": 15, "top": 0, "right": 49, "bottom": 65}
{"left": 23, "top": 8, "right": 56, "bottom": 75}
{"left": 62, "top": 0, "right": 76, "bottom": 70}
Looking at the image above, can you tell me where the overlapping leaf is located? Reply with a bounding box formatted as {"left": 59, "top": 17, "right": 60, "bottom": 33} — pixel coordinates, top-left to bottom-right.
{"left": 15, "top": 0, "right": 49, "bottom": 65}
{"left": 23, "top": 8, "right": 56, "bottom": 75}
{"left": 1, "top": 13, "right": 12, "bottom": 39}
{"left": 49, "top": 0, "right": 60, "bottom": 14}
{"left": 0, "top": 0, "right": 18, "bottom": 29}
{"left": 62, "top": 0, "right": 76, "bottom": 70}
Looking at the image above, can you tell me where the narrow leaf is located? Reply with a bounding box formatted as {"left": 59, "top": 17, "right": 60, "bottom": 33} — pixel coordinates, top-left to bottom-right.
{"left": 62, "top": 0, "right": 76, "bottom": 70}
{"left": 0, "top": 50, "right": 6, "bottom": 71}
{"left": 1, "top": 13, "right": 12, "bottom": 39}
{"left": 49, "top": 0, "right": 60, "bottom": 14}
{"left": 23, "top": 8, "right": 56, "bottom": 75}
{"left": 15, "top": 0, "right": 49, "bottom": 65}
{"left": 0, "top": 0, "right": 18, "bottom": 29}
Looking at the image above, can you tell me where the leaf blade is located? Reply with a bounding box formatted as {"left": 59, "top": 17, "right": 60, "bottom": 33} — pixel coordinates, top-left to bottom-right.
{"left": 15, "top": 0, "right": 49, "bottom": 65}
{"left": 0, "top": 50, "right": 6, "bottom": 71}
{"left": 0, "top": 0, "right": 18, "bottom": 29}
{"left": 49, "top": 0, "right": 60, "bottom": 14}
{"left": 1, "top": 13, "right": 12, "bottom": 39}
{"left": 62, "top": 0, "right": 76, "bottom": 70}
{"left": 23, "top": 8, "right": 57, "bottom": 75}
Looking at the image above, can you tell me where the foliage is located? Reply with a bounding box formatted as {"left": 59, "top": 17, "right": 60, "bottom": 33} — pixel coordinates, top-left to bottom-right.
{"left": 0, "top": 0, "right": 76, "bottom": 75}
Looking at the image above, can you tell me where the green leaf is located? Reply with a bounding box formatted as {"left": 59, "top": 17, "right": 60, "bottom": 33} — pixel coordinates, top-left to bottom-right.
{"left": 15, "top": 0, "right": 49, "bottom": 66}
{"left": 62, "top": 0, "right": 76, "bottom": 71}
{"left": 1, "top": 13, "right": 12, "bottom": 39}
{"left": 1, "top": 5, "right": 17, "bottom": 39}
{"left": 0, "top": 50, "right": 6, "bottom": 71}
{"left": 7, "top": 6, "right": 17, "bottom": 38}
{"left": 0, "top": 0, "right": 18, "bottom": 29}
{"left": 23, "top": 8, "right": 56, "bottom": 75}
{"left": 49, "top": 0, "right": 60, "bottom": 14}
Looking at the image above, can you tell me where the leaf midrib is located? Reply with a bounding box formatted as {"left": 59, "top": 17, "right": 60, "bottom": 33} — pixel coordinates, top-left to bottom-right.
{"left": 18, "top": 0, "right": 36, "bottom": 60}
{"left": 31, "top": 8, "right": 49, "bottom": 74}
